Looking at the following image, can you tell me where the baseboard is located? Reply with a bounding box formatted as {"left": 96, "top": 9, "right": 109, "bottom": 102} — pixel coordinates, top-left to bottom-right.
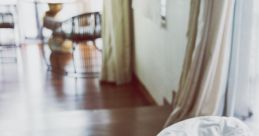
{"left": 163, "top": 98, "right": 170, "bottom": 106}
{"left": 132, "top": 75, "right": 158, "bottom": 105}
{"left": 163, "top": 90, "right": 176, "bottom": 106}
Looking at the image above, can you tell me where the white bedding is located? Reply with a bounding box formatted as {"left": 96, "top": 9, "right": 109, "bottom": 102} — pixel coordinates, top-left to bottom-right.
{"left": 158, "top": 116, "right": 253, "bottom": 136}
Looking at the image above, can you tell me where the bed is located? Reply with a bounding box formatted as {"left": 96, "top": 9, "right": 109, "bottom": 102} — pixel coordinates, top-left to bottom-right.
{"left": 158, "top": 116, "right": 253, "bottom": 136}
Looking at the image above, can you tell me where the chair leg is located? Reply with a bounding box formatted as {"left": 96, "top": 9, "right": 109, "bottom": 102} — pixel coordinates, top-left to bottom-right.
{"left": 40, "top": 30, "right": 53, "bottom": 71}
{"left": 40, "top": 43, "right": 51, "bottom": 71}
{"left": 40, "top": 27, "right": 46, "bottom": 44}
{"left": 0, "top": 29, "right": 18, "bottom": 64}
{"left": 72, "top": 43, "right": 77, "bottom": 73}
{"left": 12, "top": 29, "right": 17, "bottom": 61}
{"left": 13, "top": 25, "right": 20, "bottom": 48}
{"left": 0, "top": 49, "right": 17, "bottom": 63}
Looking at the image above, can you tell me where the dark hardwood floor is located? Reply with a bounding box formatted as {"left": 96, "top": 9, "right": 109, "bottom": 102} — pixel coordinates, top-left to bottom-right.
{"left": 0, "top": 44, "right": 171, "bottom": 136}
{"left": 0, "top": 106, "right": 172, "bottom": 136}
{"left": 1, "top": 44, "right": 151, "bottom": 111}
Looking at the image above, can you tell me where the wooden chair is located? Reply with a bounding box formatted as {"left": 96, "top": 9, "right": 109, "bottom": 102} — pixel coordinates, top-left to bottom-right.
{"left": 52, "top": 12, "right": 101, "bottom": 46}
{"left": 0, "top": 5, "right": 18, "bottom": 63}
{"left": 44, "top": 12, "right": 102, "bottom": 76}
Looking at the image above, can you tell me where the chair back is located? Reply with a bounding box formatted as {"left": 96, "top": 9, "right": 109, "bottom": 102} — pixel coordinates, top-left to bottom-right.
{"left": 0, "top": 13, "right": 14, "bottom": 28}
{"left": 55, "top": 12, "right": 101, "bottom": 42}
{"left": 0, "top": 4, "right": 16, "bottom": 29}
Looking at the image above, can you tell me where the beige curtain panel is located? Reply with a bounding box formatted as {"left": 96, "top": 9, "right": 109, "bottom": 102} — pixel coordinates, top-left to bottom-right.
{"left": 165, "top": 0, "right": 236, "bottom": 126}
{"left": 101, "top": 0, "right": 132, "bottom": 85}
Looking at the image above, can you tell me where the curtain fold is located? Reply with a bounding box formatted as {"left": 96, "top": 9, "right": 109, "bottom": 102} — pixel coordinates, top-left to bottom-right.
{"left": 165, "top": 0, "right": 236, "bottom": 126}
{"left": 101, "top": 0, "right": 132, "bottom": 85}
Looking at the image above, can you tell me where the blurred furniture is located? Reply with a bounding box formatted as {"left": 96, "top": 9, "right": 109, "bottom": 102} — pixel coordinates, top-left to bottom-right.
{"left": 21, "top": 0, "right": 76, "bottom": 39}
{"left": 36, "top": 0, "right": 76, "bottom": 39}
{"left": 52, "top": 12, "right": 101, "bottom": 44}
{"left": 0, "top": 4, "right": 18, "bottom": 63}
{"left": 0, "top": 13, "right": 14, "bottom": 31}
{"left": 43, "top": 12, "right": 102, "bottom": 76}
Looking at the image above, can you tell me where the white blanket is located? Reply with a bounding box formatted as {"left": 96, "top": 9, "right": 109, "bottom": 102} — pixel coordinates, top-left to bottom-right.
{"left": 158, "top": 116, "right": 253, "bottom": 136}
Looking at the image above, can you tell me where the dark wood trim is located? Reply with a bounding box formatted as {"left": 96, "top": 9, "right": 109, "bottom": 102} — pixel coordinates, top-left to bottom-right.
{"left": 163, "top": 90, "right": 176, "bottom": 106}
{"left": 163, "top": 98, "right": 170, "bottom": 106}
{"left": 132, "top": 74, "right": 158, "bottom": 105}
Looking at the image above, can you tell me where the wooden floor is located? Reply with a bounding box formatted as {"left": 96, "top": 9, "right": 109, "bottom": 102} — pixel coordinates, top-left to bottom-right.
{"left": 0, "top": 44, "right": 172, "bottom": 136}
{"left": 0, "top": 106, "right": 172, "bottom": 136}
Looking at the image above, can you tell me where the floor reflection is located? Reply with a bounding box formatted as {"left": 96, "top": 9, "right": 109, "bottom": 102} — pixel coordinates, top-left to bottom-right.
{"left": 44, "top": 41, "right": 102, "bottom": 74}
{"left": 49, "top": 51, "right": 72, "bottom": 73}
{"left": 0, "top": 44, "right": 156, "bottom": 136}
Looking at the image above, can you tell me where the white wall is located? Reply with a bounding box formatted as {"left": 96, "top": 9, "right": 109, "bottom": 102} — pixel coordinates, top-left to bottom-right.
{"left": 133, "top": 0, "right": 190, "bottom": 104}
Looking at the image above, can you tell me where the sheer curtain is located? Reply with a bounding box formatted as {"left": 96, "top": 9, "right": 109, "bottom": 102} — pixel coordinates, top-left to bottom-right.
{"left": 165, "top": 0, "right": 256, "bottom": 127}
{"left": 101, "top": 0, "right": 132, "bottom": 85}
{"left": 226, "top": 0, "right": 254, "bottom": 118}
{"left": 165, "top": 0, "right": 236, "bottom": 126}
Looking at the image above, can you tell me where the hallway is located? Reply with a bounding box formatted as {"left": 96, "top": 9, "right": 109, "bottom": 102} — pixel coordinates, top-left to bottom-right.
{"left": 0, "top": 45, "right": 171, "bottom": 136}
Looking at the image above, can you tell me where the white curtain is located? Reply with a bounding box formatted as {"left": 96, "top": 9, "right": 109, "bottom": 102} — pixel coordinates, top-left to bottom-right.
{"left": 225, "top": 0, "right": 254, "bottom": 118}
{"left": 101, "top": 0, "right": 132, "bottom": 85}
{"left": 165, "top": 0, "right": 236, "bottom": 126}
